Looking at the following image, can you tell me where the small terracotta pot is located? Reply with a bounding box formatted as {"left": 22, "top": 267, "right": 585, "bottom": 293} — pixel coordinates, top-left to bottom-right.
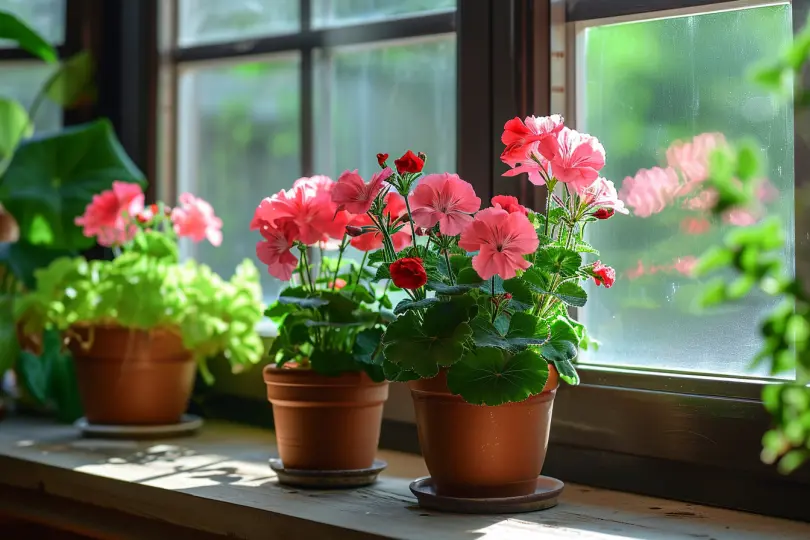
{"left": 263, "top": 367, "right": 389, "bottom": 470}
{"left": 409, "top": 367, "right": 559, "bottom": 498}
{"left": 68, "top": 325, "right": 196, "bottom": 425}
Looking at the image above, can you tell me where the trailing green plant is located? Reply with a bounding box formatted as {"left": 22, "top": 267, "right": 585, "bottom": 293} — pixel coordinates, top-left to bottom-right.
{"left": 16, "top": 185, "right": 265, "bottom": 389}
{"left": 694, "top": 15, "right": 810, "bottom": 473}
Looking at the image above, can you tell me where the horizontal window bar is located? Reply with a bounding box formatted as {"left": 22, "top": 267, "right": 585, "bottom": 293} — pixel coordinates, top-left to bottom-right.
{"left": 567, "top": 0, "right": 758, "bottom": 21}
{"left": 0, "top": 44, "right": 68, "bottom": 61}
{"left": 172, "top": 11, "right": 455, "bottom": 63}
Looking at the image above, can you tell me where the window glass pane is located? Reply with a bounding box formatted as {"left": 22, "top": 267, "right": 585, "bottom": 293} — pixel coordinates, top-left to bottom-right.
{"left": 0, "top": 0, "right": 65, "bottom": 46}
{"left": 312, "top": 0, "right": 455, "bottom": 28}
{"left": 314, "top": 35, "right": 456, "bottom": 180}
{"left": 0, "top": 62, "right": 61, "bottom": 132}
{"left": 577, "top": 4, "right": 794, "bottom": 377}
{"left": 176, "top": 57, "right": 301, "bottom": 300}
{"left": 178, "top": 0, "right": 299, "bottom": 47}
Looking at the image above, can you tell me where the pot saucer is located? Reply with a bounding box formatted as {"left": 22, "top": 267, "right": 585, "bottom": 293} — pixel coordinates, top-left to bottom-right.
{"left": 409, "top": 476, "right": 564, "bottom": 514}
{"left": 269, "top": 458, "right": 387, "bottom": 488}
{"left": 74, "top": 414, "right": 203, "bottom": 439}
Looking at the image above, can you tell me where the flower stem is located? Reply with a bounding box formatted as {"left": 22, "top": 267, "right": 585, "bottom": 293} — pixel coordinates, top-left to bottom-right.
{"left": 350, "top": 252, "right": 367, "bottom": 301}
{"left": 331, "top": 234, "right": 348, "bottom": 291}
{"left": 403, "top": 196, "right": 421, "bottom": 257}
{"left": 445, "top": 249, "right": 455, "bottom": 286}
{"left": 299, "top": 247, "right": 315, "bottom": 293}
{"left": 490, "top": 277, "right": 497, "bottom": 322}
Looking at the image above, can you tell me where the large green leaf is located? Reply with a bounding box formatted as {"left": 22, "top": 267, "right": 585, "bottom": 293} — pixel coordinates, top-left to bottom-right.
{"left": 0, "top": 119, "right": 146, "bottom": 250}
{"left": 552, "top": 281, "right": 588, "bottom": 308}
{"left": 0, "top": 11, "right": 57, "bottom": 63}
{"left": 310, "top": 349, "right": 359, "bottom": 376}
{"left": 471, "top": 312, "right": 551, "bottom": 351}
{"left": 447, "top": 347, "right": 549, "bottom": 405}
{"left": 45, "top": 51, "right": 96, "bottom": 108}
{"left": 382, "top": 358, "right": 420, "bottom": 382}
{"left": 0, "top": 241, "right": 75, "bottom": 290}
{"left": 540, "top": 317, "right": 579, "bottom": 363}
{"left": 353, "top": 327, "right": 384, "bottom": 365}
{"left": 552, "top": 358, "right": 580, "bottom": 385}
{"left": 534, "top": 247, "right": 582, "bottom": 278}
{"left": 382, "top": 296, "right": 476, "bottom": 377}
{"left": 0, "top": 98, "right": 31, "bottom": 161}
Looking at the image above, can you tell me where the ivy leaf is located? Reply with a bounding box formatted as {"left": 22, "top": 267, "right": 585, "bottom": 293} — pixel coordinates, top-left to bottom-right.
{"left": 382, "top": 296, "right": 476, "bottom": 377}
{"left": 310, "top": 349, "right": 359, "bottom": 376}
{"left": 534, "top": 247, "right": 582, "bottom": 278}
{"left": 447, "top": 347, "right": 549, "bottom": 406}
{"left": 0, "top": 119, "right": 146, "bottom": 250}
{"left": 394, "top": 296, "right": 442, "bottom": 315}
{"left": 0, "top": 11, "right": 57, "bottom": 63}
{"left": 540, "top": 318, "right": 579, "bottom": 363}
{"left": 552, "top": 359, "right": 580, "bottom": 385}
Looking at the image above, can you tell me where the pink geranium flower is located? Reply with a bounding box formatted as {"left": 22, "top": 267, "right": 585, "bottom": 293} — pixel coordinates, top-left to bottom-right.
{"left": 349, "top": 193, "right": 411, "bottom": 252}
{"left": 171, "top": 193, "right": 223, "bottom": 246}
{"left": 591, "top": 261, "right": 616, "bottom": 288}
{"left": 501, "top": 115, "right": 565, "bottom": 165}
{"left": 408, "top": 173, "right": 481, "bottom": 236}
{"left": 256, "top": 221, "right": 299, "bottom": 281}
{"left": 491, "top": 195, "right": 529, "bottom": 215}
{"left": 666, "top": 132, "right": 727, "bottom": 190}
{"left": 502, "top": 155, "right": 551, "bottom": 186}
{"left": 331, "top": 168, "right": 391, "bottom": 214}
{"left": 578, "top": 177, "right": 629, "bottom": 214}
{"left": 75, "top": 181, "right": 145, "bottom": 247}
{"left": 548, "top": 128, "right": 606, "bottom": 191}
{"left": 458, "top": 207, "right": 539, "bottom": 280}
{"left": 680, "top": 217, "right": 711, "bottom": 235}
{"left": 618, "top": 167, "right": 681, "bottom": 218}
{"left": 251, "top": 176, "right": 348, "bottom": 245}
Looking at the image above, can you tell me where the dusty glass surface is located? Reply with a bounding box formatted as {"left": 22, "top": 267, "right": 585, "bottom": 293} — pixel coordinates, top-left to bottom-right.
{"left": 312, "top": 0, "right": 455, "bottom": 28}
{"left": 178, "top": 0, "right": 299, "bottom": 47}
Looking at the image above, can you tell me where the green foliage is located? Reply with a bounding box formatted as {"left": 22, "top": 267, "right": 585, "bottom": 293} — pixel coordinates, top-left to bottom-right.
{"left": 18, "top": 330, "right": 83, "bottom": 423}
{"left": 0, "top": 11, "right": 57, "bottom": 63}
{"left": 0, "top": 98, "right": 31, "bottom": 160}
{"left": 15, "top": 241, "right": 265, "bottom": 381}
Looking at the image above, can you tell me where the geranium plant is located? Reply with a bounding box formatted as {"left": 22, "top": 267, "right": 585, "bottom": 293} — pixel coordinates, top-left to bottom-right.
{"left": 336, "top": 119, "right": 625, "bottom": 405}
{"left": 15, "top": 182, "right": 265, "bottom": 383}
{"left": 251, "top": 175, "right": 393, "bottom": 381}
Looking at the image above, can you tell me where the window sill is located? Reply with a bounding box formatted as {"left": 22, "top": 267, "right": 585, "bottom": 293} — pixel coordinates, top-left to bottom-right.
{"left": 1, "top": 417, "right": 808, "bottom": 539}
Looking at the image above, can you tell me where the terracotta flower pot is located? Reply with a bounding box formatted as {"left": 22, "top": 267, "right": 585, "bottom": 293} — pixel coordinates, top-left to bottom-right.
{"left": 263, "top": 367, "right": 389, "bottom": 470}
{"left": 68, "top": 325, "right": 196, "bottom": 425}
{"left": 409, "top": 366, "right": 559, "bottom": 498}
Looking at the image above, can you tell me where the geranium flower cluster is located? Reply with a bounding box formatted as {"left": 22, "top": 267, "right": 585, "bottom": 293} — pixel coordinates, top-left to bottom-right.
{"left": 75, "top": 181, "right": 223, "bottom": 248}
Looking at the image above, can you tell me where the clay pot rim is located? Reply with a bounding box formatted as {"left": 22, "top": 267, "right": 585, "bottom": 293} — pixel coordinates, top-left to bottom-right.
{"left": 262, "top": 365, "right": 386, "bottom": 386}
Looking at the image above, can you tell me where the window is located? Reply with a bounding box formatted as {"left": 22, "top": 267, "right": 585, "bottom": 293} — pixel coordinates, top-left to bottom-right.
{"left": 542, "top": 0, "right": 810, "bottom": 519}
{"left": 162, "top": 0, "right": 457, "bottom": 300}
{"left": 0, "top": 0, "right": 66, "bottom": 132}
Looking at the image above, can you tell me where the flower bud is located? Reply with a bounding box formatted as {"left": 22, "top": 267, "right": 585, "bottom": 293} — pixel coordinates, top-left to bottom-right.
{"left": 345, "top": 225, "right": 365, "bottom": 237}
{"left": 377, "top": 153, "right": 389, "bottom": 168}
{"left": 593, "top": 208, "right": 615, "bottom": 220}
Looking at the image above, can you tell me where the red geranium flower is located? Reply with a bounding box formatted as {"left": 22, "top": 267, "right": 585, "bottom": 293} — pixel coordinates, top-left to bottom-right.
{"left": 377, "top": 153, "right": 389, "bottom": 167}
{"left": 394, "top": 150, "right": 424, "bottom": 174}
{"left": 389, "top": 257, "right": 427, "bottom": 289}
{"left": 592, "top": 261, "right": 616, "bottom": 288}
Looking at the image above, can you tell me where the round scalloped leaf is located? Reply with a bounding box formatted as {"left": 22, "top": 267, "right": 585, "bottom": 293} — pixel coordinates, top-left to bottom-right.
{"left": 447, "top": 347, "right": 549, "bottom": 406}
{"left": 540, "top": 318, "right": 579, "bottom": 363}
{"left": 382, "top": 358, "right": 421, "bottom": 382}
{"left": 533, "top": 248, "right": 582, "bottom": 278}
{"left": 552, "top": 359, "right": 580, "bottom": 385}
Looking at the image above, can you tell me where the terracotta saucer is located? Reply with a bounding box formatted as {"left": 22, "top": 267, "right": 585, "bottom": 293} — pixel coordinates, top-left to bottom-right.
{"left": 269, "top": 458, "right": 387, "bottom": 488}
{"left": 409, "top": 476, "right": 564, "bottom": 514}
{"left": 74, "top": 414, "right": 203, "bottom": 439}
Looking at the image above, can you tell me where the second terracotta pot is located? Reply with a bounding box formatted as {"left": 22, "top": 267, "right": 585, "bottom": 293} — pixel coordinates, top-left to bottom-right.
{"left": 264, "top": 367, "right": 389, "bottom": 470}
{"left": 68, "top": 324, "right": 196, "bottom": 425}
{"left": 409, "top": 367, "right": 559, "bottom": 498}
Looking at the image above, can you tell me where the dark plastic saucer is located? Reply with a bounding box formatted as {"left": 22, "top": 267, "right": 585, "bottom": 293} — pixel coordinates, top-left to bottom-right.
{"left": 269, "top": 458, "right": 387, "bottom": 488}
{"left": 409, "top": 476, "right": 564, "bottom": 514}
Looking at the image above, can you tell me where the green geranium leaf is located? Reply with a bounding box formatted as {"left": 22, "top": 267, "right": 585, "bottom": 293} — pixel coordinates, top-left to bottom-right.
{"left": 368, "top": 250, "right": 392, "bottom": 265}
{"left": 534, "top": 247, "right": 582, "bottom": 278}
{"left": 394, "top": 296, "right": 442, "bottom": 315}
{"left": 553, "top": 358, "right": 580, "bottom": 385}
{"left": 310, "top": 349, "right": 359, "bottom": 376}
{"left": 0, "top": 119, "right": 146, "bottom": 250}
{"left": 353, "top": 327, "right": 384, "bottom": 365}
{"left": 378, "top": 294, "right": 392, "bottom": 309}
{"left": 0, "top": 11, "right": 57, "bottom": 62}
{"left": 428, "top": 280, "right": 479, "bottom": 295}
{"left": 573, "top": 240, "right": 599, "bottom": 255}
{"left": 383, "top": 296, "right": 476, "bottom": 377}
{"left": 18, "top": 350, "right": 50, "bottom": 404}
{"left": 0, "top": 98, "right": 32, "bottom": 161}
{"left": 540, "top": 318, "right": 579, "bottom": 363}
{"left": 320, "top": 291, "right": 361, "bottom": 323}
{"left": 0, "top": 241, "right": 75, "bottom": 290}
{"left": 471, "top": 312, "right": 550, "bottom": 351}
{"left": 372, "top": 264, "right": 390, "bottom": 282}
{"left": 503, "top": 276, "right": 536, "bottom": 307}
{"left": 277, "top": 295, "right": 328, "bottom": 308}
{"left": 382, "top": 358, "right": 420, "bottom": 382}
{"left": 447, "top": 347, "right": 549, "bottom": 406}
{"left": 553, "top": 281, "right": 588, "bottom": 307}
{"left": 340, "top": 284, "right": 375, "bottom": 304}
{"left": 361, "top": 362, "right": 386, "bottom": 383}
{"left": 457, "top": 266, "right": 484, "bottom": 285}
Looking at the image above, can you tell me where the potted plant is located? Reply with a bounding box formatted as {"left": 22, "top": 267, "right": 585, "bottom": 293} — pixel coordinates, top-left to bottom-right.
{"left": 345, "top": 121, "right": 624, "bottom": 502}
{"left": 15, "top": 182, "right": 265, "bottom": 425}
{"left": 0, "top": 10, "right": 146, "bottom": 416}
{"left": 252, "top": 174, "right": 392, "bottom": 472}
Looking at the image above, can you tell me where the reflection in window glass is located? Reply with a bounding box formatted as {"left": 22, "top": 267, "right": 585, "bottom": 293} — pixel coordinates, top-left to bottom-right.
{"left": 577, "top": 4, "right": 794, "bottom": 377}
{"left": 0, "top": 63, "right": 61, "bottom": 133}
{"left": 177, "top": 0, "right": 299, "bottom": 47}
{"left": 177, "top": 57, "right": 301, "bottom": 300}
{"left": 0, "top": 0, "right": 65, "bottom": 46}
{"left": 312, "top": 0, "right": 455, "bottom": 28}
{"left": 314, "top": 35, "right": 456, "bottom": 180}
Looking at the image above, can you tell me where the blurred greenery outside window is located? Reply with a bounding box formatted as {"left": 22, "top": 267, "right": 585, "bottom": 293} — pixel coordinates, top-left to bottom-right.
{"left": 574, "top": 2, "right": 795, "bottom": 378}
{"left": 169, "top": 1, "right": 457, "bottom": 330}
